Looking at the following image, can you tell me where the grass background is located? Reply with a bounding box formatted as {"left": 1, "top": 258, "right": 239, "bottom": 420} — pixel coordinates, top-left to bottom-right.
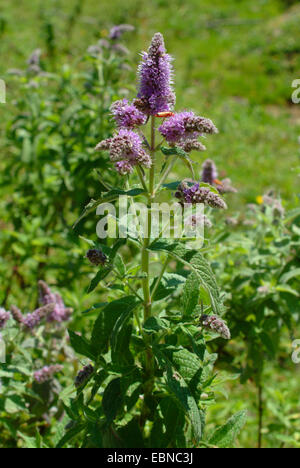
{"left": 1, "top": 0, "right": 300, "bottom": 207}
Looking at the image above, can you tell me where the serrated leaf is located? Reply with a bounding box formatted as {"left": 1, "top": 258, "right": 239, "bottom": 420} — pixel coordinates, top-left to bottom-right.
{"left": 87, "top": 267, "right": 112, "bottom": 293}
{"left": 183, "top": 272, "right": 201, "bottom": 315}
{"left": 159, "top": 396, "right": 186, "bottom": 447}
{"left": 208, "top": 410, "right": 247, "bottom": 448}
{"left": 18, "top": 432, "right": 38, "bottom": 448}
{"left": 143, "top": 316, "right": 168, "bottom": 333}
{"left": 280, "top": 268, "right": 300, "bottom": 284}
{"left": 91, "top": 296, "right": 139, "bottom": 356}
{"left": 56, "top": 423, "right": 86, "bottom": 448}
{"left": 114, "top": 253, "right": 126, "bottom": 277}
{"left": 68, "top": 330, "right": 95, "bottom": 360}
{"left": 155, "top": 347, "right": 203, "bottom": 441}
{"left": 151, "top": 273, "right": 186, "bottom": 301}
{"left": 149, "top": 240, "right": 221, "bottom": 314}
{"left": 111, "top": 309, "right": 134, "bottom": 366}
{"left": 102, "top": 378, "right": 123, "bottom": 424}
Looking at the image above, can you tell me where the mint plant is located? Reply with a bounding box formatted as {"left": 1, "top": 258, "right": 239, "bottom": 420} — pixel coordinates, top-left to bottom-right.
{"left": 60, "top": 33, "right": 247, "bottom": 449}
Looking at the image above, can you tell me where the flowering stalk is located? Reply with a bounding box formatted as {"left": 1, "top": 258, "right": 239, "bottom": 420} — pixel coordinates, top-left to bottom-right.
{"left": 69, "top": 32, "right": 238, "bottom": 448}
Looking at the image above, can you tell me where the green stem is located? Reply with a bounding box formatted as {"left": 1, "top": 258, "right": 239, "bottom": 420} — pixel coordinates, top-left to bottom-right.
{"left": 154, "top": 155, "right": 177, "bottom": 195}
{"left": 136, "top": 166, "right": 149, "bottom": 195}
{"left": 151, "top": 255, "right": 170, "bottom": 301}
{"left": 140, "top": 116, "right": 156, "bottom": 428}
{"left": 149, "top": 115, "right": 156, "bottom": 198}
{"left": 112, "top": 267, "right": 143, "bottom": 302}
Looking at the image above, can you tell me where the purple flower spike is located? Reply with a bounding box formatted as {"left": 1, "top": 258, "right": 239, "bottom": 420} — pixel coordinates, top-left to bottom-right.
{"left": 38, "top": 281, "right": 73, "bottom": 323}
{"left": 109, "top": 24, "right": 135, "bottom": 40}
{"left": 34, "top": 365, "right": 63, "bottom": 384}
{"left": 11, "top": 305, "right": 24, "bottom": 324}
{"left": 137, "top": 32, "right": 175, "bottom": 115}
{"left": 200, "top": 315, "right": 231, "bottom": 340}
{"left": 0, "top": 308, "right": 10, "bottom": 330}
{"left": 201, "top": 159, "right": 218, "bottom": 185}
{"left": 110, "top": 99, "right": 146, "bottom": 128}
{"left": 23, "top": 304, "right": 55, "bottom": 329}
{"left": 175, "top": 180, "right": 227, "bottom": 209}
{"left": 96, "top": 129, "right": 151, "bottom": 175}
{"left": 159, "top": 111, "right": 218, "bottom": 145}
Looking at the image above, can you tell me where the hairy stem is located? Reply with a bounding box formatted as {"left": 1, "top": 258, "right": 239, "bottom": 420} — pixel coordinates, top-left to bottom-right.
{"left": 151, "top": 255, "right": 170, "bottom": 301}
{"left": 149, "top": 116, "right": 156, "bottom": 198}
{"left": 140, "top": 116, "right": 156, "bottom": 428}
{"left": 154, "top": 155, "right": 177, "bottom": 195}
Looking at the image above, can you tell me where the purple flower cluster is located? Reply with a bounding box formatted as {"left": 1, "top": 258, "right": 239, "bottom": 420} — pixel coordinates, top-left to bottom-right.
{"left": 186, "top": 214, "right": 212, "bottom": 229}
{"left": 23, "top": 304, "right": 55, "bottom": 330}
{"left": 0, "top": 308, "right": 10, "bottom": 329}
{"left": 110, "top": 99, "right": 146, "bottom": 129}
{"left": 201, "top": 159, "right": 237, "bottom": 194}
{"left": 10, "top": 305, "right": 24, "bottom": 324}
{"left": 175, "top": 181, "right": 227, "bottom": 209}
{"left": 262, "top": 192, "right": 285, "bottom": 218}
{"left": 201, "top": 159, "right": 218, "bottom": 185}
{"left": 96, "top": 129, "right": 151, "bottom": 175}
{"left": 137, "top": 32, "right": 174, "bottom": 115}
{"left": 159, "top": 111, "right": 218, "bottom": 146}
{"left": 200, "top": 314, "right": 231, "bottom": 340}
{"left": 109, "top": 24, "right": 135, "bottom": 40}
{"left": 38, "top": 281, "right": 73, "bottom": 323}
{"left": 34, "top": 365, "right": 63, "bottom": 384}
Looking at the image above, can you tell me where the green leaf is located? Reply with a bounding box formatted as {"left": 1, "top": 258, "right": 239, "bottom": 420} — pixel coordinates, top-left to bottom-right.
{"left": 68, "top": 330, "right": 95, "bottom": 360}
{"left": 143, "top": 316, "right": 168, "bottom": 333}
{"left": 87, "top": 240, "right": 126, "bottom": 293}
{"left": 18, "top": 432, "right": 39, "bottom": 449}
{"left": 280, "top": 268, "right": 300, "bottom": 284}
{"left": 159, "top": 396, "right": 187, "bottom": 447}
{"left": 161, "top": 146, "right": 188, "bottom": 158}
{"left": 149, "top": 240, "right": 221, "bottom": 314}
{"left": 208, "top": 410, "right": 247, "bottom": 448}
{"left": 56, "top": 423, "right": 86, "bottom": 448}
{"left": 183, "top": 272, "right": 201, "bottom": 315}
{"left": 87, "top": 268, "right": 111, "bottom": 294}
{"left": 161, "top": 146, "right": 195, "bottom": 178}
{"left": 111, "top": 309, "right": 134, "bottom": 366}
{"left": 151, "top": 273, "right": 186, "bottom": 301}
{"left": 155, "top": 347, "right": 203, "bottom": 442}
{"left": 276, "top": 285, "right": 299, "bottom": 297}
{"left": 91, "top": 296, "right": 139, "bottom": 356}
{"left": 117, "top": 419, "right": 145, "bottom": 448}
{"left": 163, "top": 181, "right": 181, "bottom": 191}
{"left": 102, "top": 378, "right": 123, "bottom": 424}
{"left": 114, "top": 253, "right": 126, "bottom": 277}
